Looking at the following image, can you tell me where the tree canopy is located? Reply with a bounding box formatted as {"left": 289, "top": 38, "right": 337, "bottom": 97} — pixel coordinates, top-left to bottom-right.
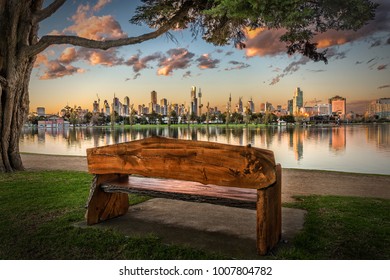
{"left": 131, "top": 0, "right": 378, "bottom": 63}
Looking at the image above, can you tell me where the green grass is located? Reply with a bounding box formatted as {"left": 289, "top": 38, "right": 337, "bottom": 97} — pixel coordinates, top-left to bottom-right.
{"left": 0, "top": 171, "right": 389, "bottom": 259}
{"left": 278, "top": 196, "right": 390, "bottom": 259}
{"left": 0, "top": 171, "right": 222, "bottom": 259}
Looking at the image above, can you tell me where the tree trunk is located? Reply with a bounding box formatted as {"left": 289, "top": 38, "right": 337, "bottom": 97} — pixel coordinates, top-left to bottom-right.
{"left": 0, "top": 1, "right": 38, "bottom": 172}
{"left": 0, "top": 0, "right": 191, "bottom": 172}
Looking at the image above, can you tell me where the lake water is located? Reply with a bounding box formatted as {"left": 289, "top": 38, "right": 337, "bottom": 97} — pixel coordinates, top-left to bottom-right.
{"left": 20, "top": 124, "right": 390, "bottom": 175}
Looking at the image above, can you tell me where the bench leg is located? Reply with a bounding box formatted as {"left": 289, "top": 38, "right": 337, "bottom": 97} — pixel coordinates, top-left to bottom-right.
{"left": 256, "top": 164, "right": 282, "bottom": 255}
{"left": 86, "top": 174, "right": 129, "bottom": 225}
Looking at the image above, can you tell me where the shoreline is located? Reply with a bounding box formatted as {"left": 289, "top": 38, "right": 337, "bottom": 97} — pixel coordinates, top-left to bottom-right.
{"left": 20, "top": 153, "right": 390, "bottom": 202}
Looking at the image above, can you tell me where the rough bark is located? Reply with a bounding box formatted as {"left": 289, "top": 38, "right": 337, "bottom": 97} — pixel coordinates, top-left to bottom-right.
{"left": 0, "top": 0, "right": 191, "bottom": 172}
{"left": 0, "top": 1, "right": 39, "bottom": 172}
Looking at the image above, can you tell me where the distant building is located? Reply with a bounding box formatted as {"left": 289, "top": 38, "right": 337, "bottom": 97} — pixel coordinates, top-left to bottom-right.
{"left": 198, "top": 88, "right": 203, "bottom": 116}
{"left": 237, "top": 97, "right": 243, "bottom": 114}
{"left": 329, "top": 95, "right": 346, "bottom": 119}
{"left": 293, "top": 87, "right": 303, "bottom": 116}
{"left": 124, "top": 96, "right": 130, "bottom": 107}
{"left": 248, "top": 98, "right": 255, "bottom": 113}
{"left": 368, "top": 98, "right": 390, "bottom": 119}
{"left": 151, "top": 91, "right": 157, "bottom": 105}
{"left": 38, "top": 116, "right": 68, "bottom": 128}
{"left": 190, "top": 86, "right": 198, "bottom": 116}
{"left": 124, "top": 97, "right": 130, "bottom": 115}
{"left": 103, "top": 100, "right": 110, "bottom": 116}
{"left": 92, "top": 101, "right": 99, "bottom": 113}
{"left": 37, "top": 107, "right": 45, "bottom": 117}
{"left": 265, "top": 102, "right": 273, "bottom": 112}
{"left": 160, "top": 98, "right": 168, "bottom": 115}
{"left": 260, "top": 103, "right": 266, "bottom": 113}
{"left": 287, "top": 99, "right": 293, "bottom": 115}
{"left": 316, "top": 104, "right": 331, "bottom": 116}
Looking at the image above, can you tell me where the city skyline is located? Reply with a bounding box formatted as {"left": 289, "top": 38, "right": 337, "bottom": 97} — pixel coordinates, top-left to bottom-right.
{"left": 30, "top": 0, "right": 390, "bottom": 114}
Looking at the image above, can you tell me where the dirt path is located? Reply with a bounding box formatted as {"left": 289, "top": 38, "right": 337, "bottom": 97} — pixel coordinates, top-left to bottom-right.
{"left": 21, "top": 153, "right": 390, "bottom": 202}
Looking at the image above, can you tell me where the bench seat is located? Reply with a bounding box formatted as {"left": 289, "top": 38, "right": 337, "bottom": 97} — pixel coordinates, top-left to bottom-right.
{"left": 101, "top": 176, "right": 258, "bottom": 209}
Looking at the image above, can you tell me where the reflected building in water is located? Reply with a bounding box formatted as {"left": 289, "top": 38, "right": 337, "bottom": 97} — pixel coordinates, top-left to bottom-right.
{"left": 329, "top": 127, "right": 346, "bottom": 152}
{"left": 291, "top": 128, "right": 304, "bottom": 161}
{"left": 366, "top": 124, "right": 389, "bottom": 150}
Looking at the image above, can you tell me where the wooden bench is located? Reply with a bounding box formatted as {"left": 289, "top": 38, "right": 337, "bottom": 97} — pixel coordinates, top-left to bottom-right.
{"left": 86, "top": 136, "right": 282, "bottom": 255}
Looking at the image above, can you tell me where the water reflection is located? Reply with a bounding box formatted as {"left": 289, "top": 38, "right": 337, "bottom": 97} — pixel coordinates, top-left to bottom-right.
{"left": 20, "top": 124, "right": 390, "bottom": 174}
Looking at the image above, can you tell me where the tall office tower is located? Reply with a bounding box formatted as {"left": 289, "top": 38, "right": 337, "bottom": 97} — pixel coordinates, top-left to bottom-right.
{"left": 293, "top": 87, "right": 303, "bottom": 116}
{"left": 226, "top": 94, "right": 232, "bottom": 116}
{"left": 329, "top": 95, "right": 346, "bottom": 119}
{"left": 123, "top": 96, "right": 130, "bottom": 116}
{"left": 198, "top": 88, "right": 202, "bottom": 116}
{"left": 287, "top": 99, "right": 293, "bottom": 115}
{"left": 237, "top": 97, "right": 243, "bottom": 114}
{"left": 92, "top": 101, "right": 99, "bottom": 113}
{"left": 103, "top": 100, "right": 110, "bottom": 116}
{"left": 124, "top": 96, "right": 130, "bottom": 107}
{"left": 248, "top": 98, "right": 255, "bottom": 113}
{"left": 113, "top": 96, "right": 120, "bottom": 114}
{"left": 190, "top": 86, "right": 198, "bottom": 116}
{"left": 151, "top": 90, "right": 157, "bottom": 105}
{"left": 160, "top": 98, "right": 168, "bottom": 107}
{"left": 191, "top": 86, "right": 196, "bottom": 99}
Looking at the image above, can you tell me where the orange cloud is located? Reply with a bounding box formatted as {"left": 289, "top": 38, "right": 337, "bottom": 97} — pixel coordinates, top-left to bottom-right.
{"left": 157, "top": 48, "right": 194, "bottom": 76}
{"left": 244, "top": 28, "right": 286, "bottom": 57}
{"left": 77, "top": 48, "right": 124, "bottom": 66}
{"left": 39, "top": 61, "right": 84, "bottom": 80}
{"left": 58, "top": 47, "right": 77, "bottom": 64}
{"left": 157, "top": 66, "right": 171, "bottom": 76}
{"left": 93, "top": 0, "right": 112, "bottom": 12}
{"left": 196, "top": 54, "right": 220, "bottom": 69}
{"left": 62, "top": 2, "right": 127, "bottom": 41}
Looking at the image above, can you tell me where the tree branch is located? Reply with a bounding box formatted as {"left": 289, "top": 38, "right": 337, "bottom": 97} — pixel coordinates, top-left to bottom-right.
{"left": 28, "top": 25, "right": 172, "bottom": 57}
{"left": 33, "top": 0, "right": 66, "bottom": 24}
{"left": 26, "top": 0, "right": 192, "bottom": 57}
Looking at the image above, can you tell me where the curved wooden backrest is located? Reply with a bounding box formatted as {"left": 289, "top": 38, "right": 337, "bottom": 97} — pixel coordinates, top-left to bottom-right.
{"left": 87, "top": 136, "right": 276, "bottom": 189}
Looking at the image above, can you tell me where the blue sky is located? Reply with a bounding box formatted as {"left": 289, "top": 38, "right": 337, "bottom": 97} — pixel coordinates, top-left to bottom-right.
{"left": 30, "top": 0, "right": 390, "bottom": 114}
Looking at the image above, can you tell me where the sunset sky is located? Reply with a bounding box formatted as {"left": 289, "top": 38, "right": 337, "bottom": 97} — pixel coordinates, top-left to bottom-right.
{"left": 30, "top": 0, "right": 390, "bottom": 114}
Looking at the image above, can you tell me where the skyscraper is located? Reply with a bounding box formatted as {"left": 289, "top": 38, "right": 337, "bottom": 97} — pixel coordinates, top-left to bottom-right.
{"left": 123, "top": 96, "right": 130, "bottom": 116}
{"left": 293, "top": 87, "right": 303, "bottom": 116}
{"left": 124, "top": 96, "right": 130, "bottom": 107}
{"left": 190, "top": 86, "right": 198, "bottom": 116}
{"left": 151, "top": 90, "right": 157, "bottom": 105}
{"left": 198, "top": 88, "right": 202, "bottom": 116}
{"left": 237, "top": 97, "right": 243, "bottom": 114}
{"left": 287, "top": 99, "right": 293, "bottom": 115}
{"left": 92, "top": 101, "right": 99, "bottom": 113}
{"left": 248, "top": 98, "right": 255, "bottom": 113}
{"left": 191, "top": 86, "right": 196, "bottom": 99}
